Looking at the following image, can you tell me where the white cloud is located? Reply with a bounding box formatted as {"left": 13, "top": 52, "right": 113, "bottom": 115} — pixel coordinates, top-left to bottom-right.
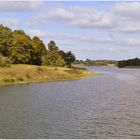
{"left": 111, "top": 19, "right": 140, "bottom": 33}
{"left": 113, "top": 2, "right": 140, "bottom": 19}
{"left": 28, "top": 2, "right": 140, "bottom": 34}
{"left": 0, "top": 1, "right": 44, "bottom": 12}
{"left": 0, "top": 18, "right": 20, "bottom": 27}
{"left": 27, "top": 29, "right": 115, "bottom": 45}
{"left": 29, "top": 7, "right": 116, "bottom": 29}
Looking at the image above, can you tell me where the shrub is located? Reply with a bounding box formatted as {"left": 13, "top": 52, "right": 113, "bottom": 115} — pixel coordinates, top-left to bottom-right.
{"left": 16, "top": 77, "right": 24, "bottom": 81}
{"left": 0, "top": 55, "right": 11, "bottom": 67}
{"left": 2, "top": 78, "right": 15, "bottom": 83}
{"left": 42, "top": 52, "right": 66, "bottom": 67}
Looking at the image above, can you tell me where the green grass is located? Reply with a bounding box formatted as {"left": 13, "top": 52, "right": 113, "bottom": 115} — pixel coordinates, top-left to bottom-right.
{"left": 0, "top": 64, "right": 99, "bottom": 86}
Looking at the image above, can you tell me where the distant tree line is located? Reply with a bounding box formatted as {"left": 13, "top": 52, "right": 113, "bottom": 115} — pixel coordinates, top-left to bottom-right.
{"left": 118, "top": 58, "right": 140, "bottom": 68}
{"left": 0, "top": 24, "right": 75, "bottom": 67}
{"left": 74, "top": 59, "right": 118, "bottom": 66}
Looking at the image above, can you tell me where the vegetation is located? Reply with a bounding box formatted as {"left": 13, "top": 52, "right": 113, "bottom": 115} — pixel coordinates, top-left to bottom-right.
{"left": 0, "top": 55, "right": 11, "bottom": 67}
{"left": 0, "top": 64, "right": 97, "bottom": 86}
{"left": 74, "top": 59, "right": 118, "bottom": 66}
{"left": 0, "top": 25, "right": 13, "bottom": 56}
{"left": 0, "top": 24, "right": 75, "bottom": 68}
{"left": 0, "top": 24, "right": 98, "bottom": 86}
{"left": 118, "top": 58, "right": 140, "bottom": 68}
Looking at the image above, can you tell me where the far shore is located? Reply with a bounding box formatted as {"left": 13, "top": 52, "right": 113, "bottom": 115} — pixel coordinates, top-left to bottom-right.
{"left": 0, "top": 64, "right": 100, "bottom": 86}
{"left": 124, "top": 66, "right": 140, "bottom": 68}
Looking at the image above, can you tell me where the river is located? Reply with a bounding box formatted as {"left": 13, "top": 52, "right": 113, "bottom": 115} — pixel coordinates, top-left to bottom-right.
{"left": 0, "top": 66, "right": 140, "bottom": 138}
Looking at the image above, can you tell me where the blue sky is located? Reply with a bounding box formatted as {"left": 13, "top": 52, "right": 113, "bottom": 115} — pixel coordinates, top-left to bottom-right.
{"left": 0, "top": 1, "right": 140, "bottom": 60}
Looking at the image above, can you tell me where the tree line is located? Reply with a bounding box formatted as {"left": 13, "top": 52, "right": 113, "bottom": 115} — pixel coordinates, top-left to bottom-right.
{"left": 74, "top": 59, "right": 118, "bottom": 66}
{"left": 0, "top": 24, "right": 75, "bottom": 67}
{"left": 118, "top": 58, "right": 140, "bottom": 68}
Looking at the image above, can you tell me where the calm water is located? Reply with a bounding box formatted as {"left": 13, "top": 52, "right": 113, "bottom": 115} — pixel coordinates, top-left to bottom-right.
{"left": 0, "top": 66, "right": 140, "bottom": 138}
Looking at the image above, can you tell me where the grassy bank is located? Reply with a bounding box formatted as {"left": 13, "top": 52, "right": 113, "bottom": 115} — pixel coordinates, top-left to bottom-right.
{"left": 0, "top": 64, "right": 99, "bottom": 86}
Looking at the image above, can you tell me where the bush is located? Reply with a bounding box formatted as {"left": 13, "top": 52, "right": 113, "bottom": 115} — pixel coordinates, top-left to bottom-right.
{"left": 2, "top": 78, "right": 15, "bottom": 83}
{"left": 42, "top": 52, "right": 66, "bottom": 67}
{"left": 0, "top": 55, "right": 11, "bottom": 67}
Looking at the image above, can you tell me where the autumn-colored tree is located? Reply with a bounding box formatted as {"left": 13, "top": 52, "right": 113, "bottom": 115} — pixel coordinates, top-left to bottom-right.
{"left": 10, "top": 32, "right": 35, "bottom": 64}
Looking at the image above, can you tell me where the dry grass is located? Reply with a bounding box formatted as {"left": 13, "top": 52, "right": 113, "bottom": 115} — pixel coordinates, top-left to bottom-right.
{"left": 0, "top": 64, "right": 99, "bottom": 86}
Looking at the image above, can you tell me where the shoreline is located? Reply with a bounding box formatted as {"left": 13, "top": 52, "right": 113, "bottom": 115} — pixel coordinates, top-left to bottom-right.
{"left": 0, "top": 64, "right": 100, "bottom": 87}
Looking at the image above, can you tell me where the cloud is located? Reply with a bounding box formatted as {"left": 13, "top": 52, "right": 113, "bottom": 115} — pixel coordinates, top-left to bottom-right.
{"left": 27, "top": 29, "right": 115, "bottom": 44}
{"left": 28, "top": 2, "right": 140, "bottom": 34}
{"left": 113, "top": 2, "right": 140, "bottom": 19}
{"left": 0, "top": 18, "right": 20, "bottom": 27}
{"left": 114, "top": 20, "right": 140, "bottom": 33}
{"left": 28, "top": 6, "right": 116, "bottom": 29}
{"left": 0, "top": 1, "right": 44, "bottom": 12}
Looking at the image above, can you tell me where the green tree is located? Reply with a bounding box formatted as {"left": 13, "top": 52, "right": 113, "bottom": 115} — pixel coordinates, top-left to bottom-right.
{"left": 42, "top": 40, "right": 66, "bottom": 67}
{"left": 65, "top": 51, "right": 76, "bottom": 67}
{"left": 0, "top": 25, "right": 13, "bottom": 56}
{"left": 31, "top": 36, "right": 47, "bottom": 65}
{"left": 48, "top": 40, "right": 58, "bottom": 51}
{"left": 59, "top": 50, "right": 66, "bottom": 60}
{"left": 42, "top": 51, "right": 66, "bottom": 67}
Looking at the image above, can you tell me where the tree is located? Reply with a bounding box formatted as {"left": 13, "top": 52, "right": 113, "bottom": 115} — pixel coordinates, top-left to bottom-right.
{"left": 59, "top": 50, "right": 66, "bottom": 60}
{"left": 13, "top": 30, "right": 26, "bottom": 36}
{"left": 117, "top": 58, "right": 140, "bottom": 68}
{"left": 42, "top": 51, "right": 66, "bottom": 67}
{"left": 48, "top": 40, "right": 58, "bottom": 51}
{"left": 65, "top": 51, "right": 76, "bottom": 68}
{"left": 31, "top": 36, "right": 47, "bottom": 65}
{"left": 10, "top": 32, "right": 35, "bottom": 64}
{"left": 0, "top": 25, "right": 13, "bottom": 56}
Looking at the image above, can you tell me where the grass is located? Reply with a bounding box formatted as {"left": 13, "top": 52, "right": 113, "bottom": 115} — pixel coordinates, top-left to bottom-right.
{"left": 0, "top": 64, "right": 99, "bottom": 86}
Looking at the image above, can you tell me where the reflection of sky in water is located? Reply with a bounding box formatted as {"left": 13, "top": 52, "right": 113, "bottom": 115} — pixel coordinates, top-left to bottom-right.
{"left": 87, "top": 66, "right": 140, "bottom": 85}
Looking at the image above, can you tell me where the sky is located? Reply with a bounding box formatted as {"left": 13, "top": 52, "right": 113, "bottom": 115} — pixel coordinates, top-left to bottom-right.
{"left": 0, "top": 1, "right": 140, "bottom": 60}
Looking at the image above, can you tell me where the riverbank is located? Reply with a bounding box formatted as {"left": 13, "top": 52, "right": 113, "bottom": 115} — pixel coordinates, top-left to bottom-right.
{"left": 124, "top": 66, "right": 140, "bottom": 68}
{"left": 0, "top": 64, "right": 99, "bottom": 86}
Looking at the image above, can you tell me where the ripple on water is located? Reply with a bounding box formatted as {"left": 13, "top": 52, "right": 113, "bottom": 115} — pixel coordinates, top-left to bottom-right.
{"left": 0, "top": 66, "right": 140, "bottom": 138}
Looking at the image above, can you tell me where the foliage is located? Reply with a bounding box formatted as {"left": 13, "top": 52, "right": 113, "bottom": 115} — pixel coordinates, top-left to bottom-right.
{"left": 42, "top": 41, "right": 75, "bottom": 67}
{"left": 74, "top": 59, "right": 118, "bottom": 66}
{"left": 65, "top": 51, "right": 76, "bottom": 67}
{"left": 0, "top": 55, "right": 11, "bottom": 67}
{"left": 42, "top": 50, "right": 66, "bottom": 67}
{"left": 31, "top": 36, "right": 47, "bottom": 65}
{"left": 118, "top": 58, "right": 140, "bottom": 68}
{"left": 0, "top": 25, "right": 13, "bottom": 56}
{"left": 48, "top": 40, "right": 58, "bottom": 51}
{"left": 10, "top": 32, "right": 35, "bottom": 64}
{"left": 0, "top": 24, "right": 76, "bottom": 67}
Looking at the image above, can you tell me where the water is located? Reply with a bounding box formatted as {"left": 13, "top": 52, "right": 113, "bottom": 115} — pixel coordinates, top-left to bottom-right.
{"left": 0, "top": 66, "right": 140, "bottom": 138}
